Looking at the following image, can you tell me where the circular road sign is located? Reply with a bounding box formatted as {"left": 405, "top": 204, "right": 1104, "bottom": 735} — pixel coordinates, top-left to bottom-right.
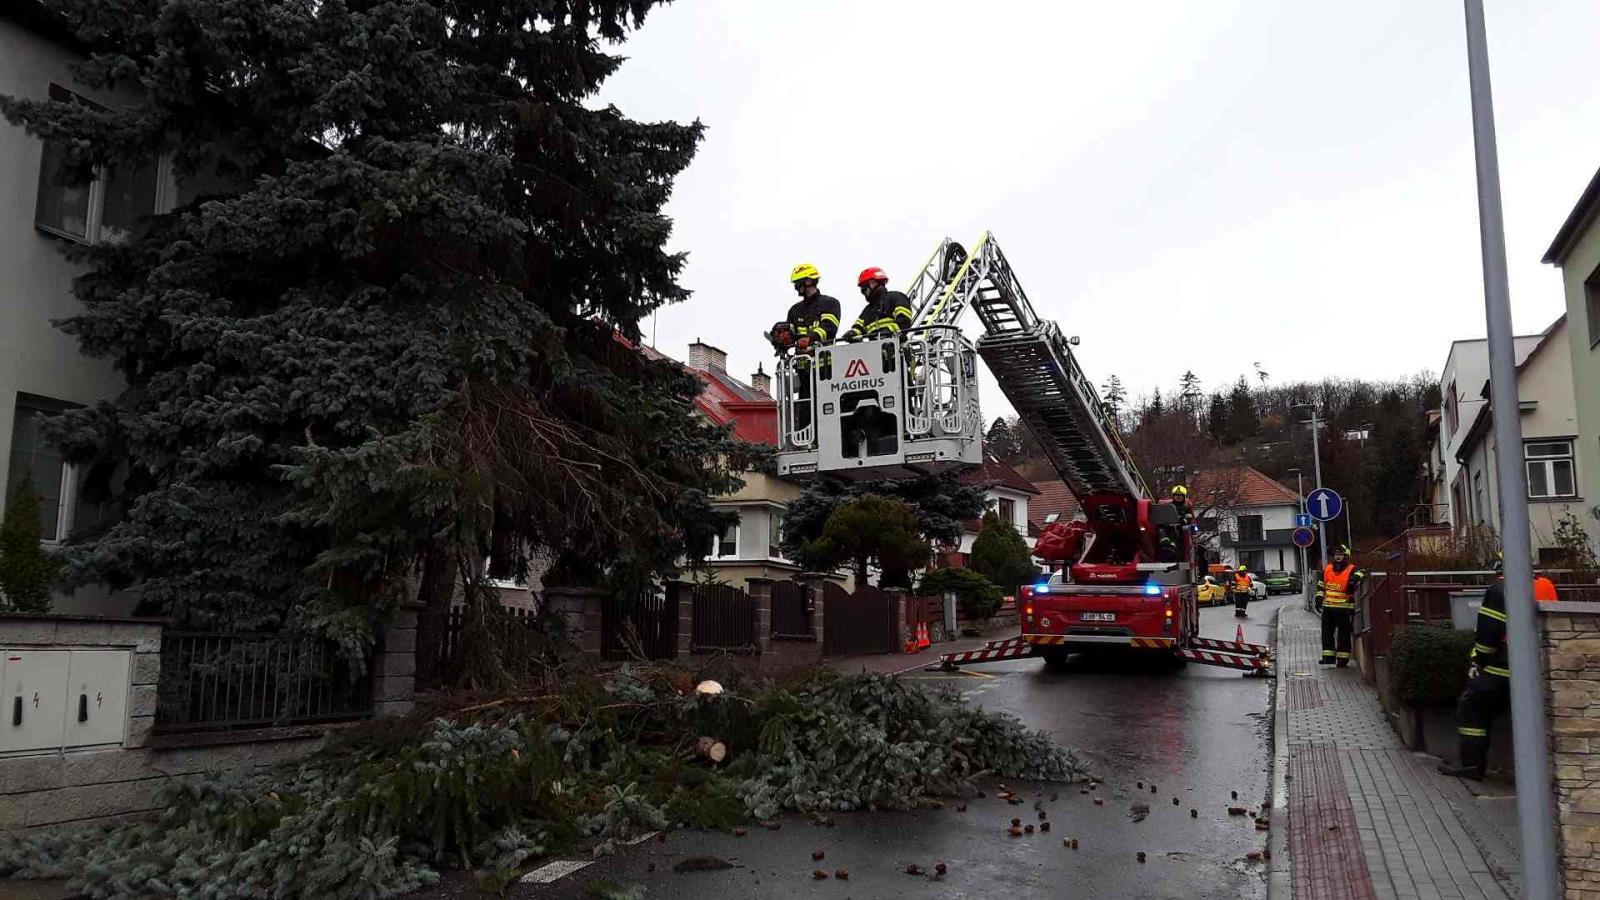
{"left": 1292, "top": 526, "right": 1316, "bottom": 548}
{"left": 1306, "top": 487, "right": 1344, "bottom": 522}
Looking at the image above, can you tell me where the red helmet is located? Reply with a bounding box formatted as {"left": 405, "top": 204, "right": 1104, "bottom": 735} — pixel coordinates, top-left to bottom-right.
{"left": 857, "top": 266, "right": 888, "bottom": 286}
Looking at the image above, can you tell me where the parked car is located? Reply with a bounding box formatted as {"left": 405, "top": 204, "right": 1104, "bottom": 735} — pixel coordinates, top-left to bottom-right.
{"left": 1197, "top": 576, "right": 1229, "bottom": 606}
{"left": 1264, "top": 570, "right": 1303, "bottom": 595}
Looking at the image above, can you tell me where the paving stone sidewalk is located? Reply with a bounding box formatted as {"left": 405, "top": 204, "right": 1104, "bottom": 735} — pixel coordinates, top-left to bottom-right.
{"left": 1278, "top": 601, "right": 1523, "bottom": 900}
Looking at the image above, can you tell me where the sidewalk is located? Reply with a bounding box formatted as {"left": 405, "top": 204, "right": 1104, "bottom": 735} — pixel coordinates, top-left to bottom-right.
{"left": 1272, "top": 601, "right": 1523, "bottom": 900}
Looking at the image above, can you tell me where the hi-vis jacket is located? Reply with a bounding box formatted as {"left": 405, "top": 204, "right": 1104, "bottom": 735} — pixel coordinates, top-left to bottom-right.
{"left": 1318, "top": 563, "right": 1365, "bottom": 610}
{"left": 847, "top": 286, "right": 914, "bottom": 339}
{"left": 786, "top": 294, "right": 842, "bottom": 345}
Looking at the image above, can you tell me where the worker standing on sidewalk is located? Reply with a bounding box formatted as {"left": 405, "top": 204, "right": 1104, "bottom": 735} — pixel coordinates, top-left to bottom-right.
{"left": 1232, "top": 565, "right": 1253, "bottom": 618}
{"left": 845, "top": 266, "right": 913, "bottom": 340}
{"left": 1439, "top": 569, "right": 1513, "bottom": 781}
{"left": 1317, "top": 545, "right": 1365, "bottom": 667}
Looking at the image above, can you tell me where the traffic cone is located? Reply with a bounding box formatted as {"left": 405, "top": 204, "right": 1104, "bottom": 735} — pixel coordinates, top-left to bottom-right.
{"left": 1235, "top": 623, "right": 1245, "bottom": 645}
{"left": 918, "top": 622, "right": 931, "bottom": 650}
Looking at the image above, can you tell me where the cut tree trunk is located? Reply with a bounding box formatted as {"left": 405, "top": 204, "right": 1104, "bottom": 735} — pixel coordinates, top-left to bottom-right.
{"left": 693, "top": 736, "right": 728, "bottom": 765}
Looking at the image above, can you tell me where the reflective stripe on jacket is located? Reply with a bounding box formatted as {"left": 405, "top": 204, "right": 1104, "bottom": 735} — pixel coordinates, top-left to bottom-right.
{"left": 1320, "top": 563, "right": 1359, "bottom": 609}
{"left": 847, "top": 287, "right": 914, "bottom": 339}
{"left": 786, "top": 294, "right": 842, "bottom": 344}
{"left": 1471, "top": 581, "right": 1510, "bottom": 678}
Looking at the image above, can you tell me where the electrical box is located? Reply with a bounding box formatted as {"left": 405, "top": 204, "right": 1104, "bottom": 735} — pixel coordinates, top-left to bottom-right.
{"left": 1, "top": 650, "right": 71, "bottom": 754}
{"left": 62, "top": 649, "right": 132, "bottom": 748}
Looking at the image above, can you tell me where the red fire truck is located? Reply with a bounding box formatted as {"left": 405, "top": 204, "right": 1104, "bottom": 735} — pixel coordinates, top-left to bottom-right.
{"left": 773, "top": 233, "right": 1269, "bottom": 675}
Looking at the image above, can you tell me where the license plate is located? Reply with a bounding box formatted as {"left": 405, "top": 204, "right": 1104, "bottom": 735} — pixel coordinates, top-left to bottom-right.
{"left": 1082, "top": 612, "right": 1116, "bottom": 622}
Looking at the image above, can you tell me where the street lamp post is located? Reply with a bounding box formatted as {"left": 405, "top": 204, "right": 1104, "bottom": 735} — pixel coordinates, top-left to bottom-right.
{"left": 1288, "top": 468, "right": 1307, "bottom": 581}
{"left": 1461, "top": 2, "right": 1559, "bottom": 896}
{"left": 1295, "top": 404, "right": 1330, "bottom": 576}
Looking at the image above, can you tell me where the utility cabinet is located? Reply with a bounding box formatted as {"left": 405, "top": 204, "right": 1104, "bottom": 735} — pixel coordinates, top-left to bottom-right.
{"left": 0, "top": 647, "right": 132, "bottom": 755}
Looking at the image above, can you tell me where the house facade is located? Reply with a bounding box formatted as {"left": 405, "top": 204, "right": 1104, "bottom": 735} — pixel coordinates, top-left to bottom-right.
{"left": 1453, "top": 316, "right": 1598, "bottom": 560}
{"left": 1543, "top": 164, "right": 1600, "bottom": 562}
{"left": 1207, "top": 468, "right": 1307, "bottom": 576}
{"left": 949, "top": 455, "right": 1038, "bottom": 561}
{"left": 0, "top": 9, "right": 157, "bottom": 614}
{"left": 1432, "top": 334, "right": 1544, "bottom": 531}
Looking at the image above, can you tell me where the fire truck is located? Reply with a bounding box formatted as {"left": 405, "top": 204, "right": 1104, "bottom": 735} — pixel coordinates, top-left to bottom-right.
{"left": 773, "top": 233, "right": 1269, "bottom": 675}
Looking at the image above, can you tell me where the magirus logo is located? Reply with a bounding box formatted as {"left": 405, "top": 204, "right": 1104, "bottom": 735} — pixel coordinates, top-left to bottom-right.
{"left": 844, "top": 359, "right": 870, "bottom": 378}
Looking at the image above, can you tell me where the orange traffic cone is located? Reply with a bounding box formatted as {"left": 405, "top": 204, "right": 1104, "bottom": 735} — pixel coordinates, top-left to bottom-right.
{"left": 1235, "top": 623, "right": 1245, "bottom": 645}
{"left": 918, "top": 622, "right": 931, "bottom": 650}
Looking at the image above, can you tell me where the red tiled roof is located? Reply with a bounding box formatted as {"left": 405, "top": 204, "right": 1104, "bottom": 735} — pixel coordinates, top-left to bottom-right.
{"left": 1028, "top": 480, "right": 1081, "bottom": 530}
{"left": 1190, "top": 467, "right": 1301, "bottom": 508}
{"left": 961, "top": 454, "right": 1041, "bottom": 495}
{"left": 636, "top": 340, "right": 777, "bottom": 446}
{"left": 1026, "top": 465, "right": 1297, "bottom": 530}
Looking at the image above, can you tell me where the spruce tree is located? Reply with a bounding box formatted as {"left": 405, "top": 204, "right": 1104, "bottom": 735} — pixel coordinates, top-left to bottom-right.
{"left": 1206, "top": 392, "right": 1230, "bottom": 444}
{"left": 968, "top": 510, "right": 1039, "bottom": 595}
{"left": 985, "top": 417, "right": 1020, "bottom": 462}
{"left": 1101, "top": 375, "right": 1127, "bottom": 425}
{"left": 782, "top": 473, "right": 985, "bottom": 563}
{"left": 1227, "top": 377, "right": 1259, "bottom": 443}
{"left": 0, "top": 1, "right": 752, "bottom": 636}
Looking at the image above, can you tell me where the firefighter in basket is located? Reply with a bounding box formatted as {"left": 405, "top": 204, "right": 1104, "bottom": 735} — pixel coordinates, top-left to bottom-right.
{"left": 845, "top": 266, "right": 914, "bottom": 340}
{"left": 767, "top": 263, "right": 841, "bottom": 434}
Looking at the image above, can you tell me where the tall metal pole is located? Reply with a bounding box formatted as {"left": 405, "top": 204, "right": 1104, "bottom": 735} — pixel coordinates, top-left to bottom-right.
{"left": 1308, "top": 410, "right": 1328, "bottom": 574}
{"left": 1462, "top": 2, "right": 1559, "bottom": 896}
{"left": 1296, "top": 471, "right": 1307, "bottom": 579}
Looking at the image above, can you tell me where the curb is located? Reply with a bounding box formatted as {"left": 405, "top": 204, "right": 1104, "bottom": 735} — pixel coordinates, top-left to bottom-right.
{"left": 1268, "top": 605, "right": 1291, "bottom": 899}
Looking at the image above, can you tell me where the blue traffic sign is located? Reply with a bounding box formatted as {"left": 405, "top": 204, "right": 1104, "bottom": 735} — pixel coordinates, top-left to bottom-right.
{"left": 1294, "top": 513, "right": 1312, "bottom": 529}
{"left": 1292, "top": 527, "right": 1316, "bottom": 548}
{"left": 1307, "top": 487, "right": 1344, "bottom": 522}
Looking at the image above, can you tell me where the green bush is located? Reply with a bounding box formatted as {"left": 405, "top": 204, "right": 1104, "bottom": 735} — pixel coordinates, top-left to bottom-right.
{"left": 969, "top": 511, "right": 1039, "bottom": 593}
{"left": 1388, "top": 624, "right": 1476, "bottom": 706}
{"left": 917, "top": 567, "right": 1003, "bottom": 621}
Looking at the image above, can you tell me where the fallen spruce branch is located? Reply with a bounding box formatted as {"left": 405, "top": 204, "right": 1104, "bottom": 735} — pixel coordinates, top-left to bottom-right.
{"left": 0, "top": 669, "right": 1085, "bottom": 899}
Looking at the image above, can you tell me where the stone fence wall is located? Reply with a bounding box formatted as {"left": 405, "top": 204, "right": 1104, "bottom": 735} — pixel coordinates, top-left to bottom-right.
{"left": 1540, "top": 601, "right": 1600, "bottom": 898}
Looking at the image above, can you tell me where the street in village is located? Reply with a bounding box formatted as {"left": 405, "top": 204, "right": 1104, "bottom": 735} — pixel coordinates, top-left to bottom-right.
{"left": 445, "top": 598, "right": 1287, "bottom": 900}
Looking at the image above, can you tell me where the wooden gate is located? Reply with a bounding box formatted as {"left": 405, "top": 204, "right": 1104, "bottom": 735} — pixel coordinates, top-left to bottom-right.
{"left": 822, "top": 582, "right": 897, "bottom": 657}
{"left": 602, "top": 587, "right": 680, "bottom": 661}
{"left": 690, "top": 583, "right": 758, "bottom": 652}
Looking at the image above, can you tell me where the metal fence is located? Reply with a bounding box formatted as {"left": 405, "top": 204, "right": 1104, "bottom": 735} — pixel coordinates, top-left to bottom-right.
{"left": 602, "top": 588, "right": 680, "bottom": 660}
{"left": 155, "top": 632, "right": 372, "bottom": 733}
{"left": 414, "top": 607, "right": 540, "bottom": 692}
{"left": 770, "top": 580, "right": 813, "bottom": 639}
{"left": 690, "top": 583, "right": 758, "bottom": 652}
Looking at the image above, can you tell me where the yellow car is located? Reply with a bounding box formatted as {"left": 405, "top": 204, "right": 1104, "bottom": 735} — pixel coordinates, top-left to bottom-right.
{"left": 1197, "top": 576, "right": 1230, "bottom": 606}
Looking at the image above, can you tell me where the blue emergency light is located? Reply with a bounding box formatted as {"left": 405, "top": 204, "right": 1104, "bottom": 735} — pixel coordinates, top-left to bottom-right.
{"left": 1143, "top": 584, "right": 1162, "bottom": 596}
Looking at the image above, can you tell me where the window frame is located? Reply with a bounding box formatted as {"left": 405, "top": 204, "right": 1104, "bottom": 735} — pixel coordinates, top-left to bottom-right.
{"left": 1525, "top": 439, "right": 1578, "bottom": 500}
{"left": 1585, "top": 268, "right": 1600, "bottom": 350}
{"left": 767, "top": 509, "right": 786, "bottom": 561}
{"left": 1236, "top": 514, "right": 1265, "bottom": 543}
{"left": 997, "top": 497, "right": 1016, "bottom": 527}
{"left": 33, "top": 84, "right": 169, "bottom": 246}
{"left": 713, "top": 519, "right": 740, "bottom": 559}
{"left": 7, "top": 395, "right": 81, "bottom": 545}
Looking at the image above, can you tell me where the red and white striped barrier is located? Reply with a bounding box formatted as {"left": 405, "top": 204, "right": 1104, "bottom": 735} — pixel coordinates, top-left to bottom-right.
{"left": 1178, "top": 647, "right": 1272, "bottom": 673}
{"left": 933, "top": 637, "right": 1037, "bottom": 670}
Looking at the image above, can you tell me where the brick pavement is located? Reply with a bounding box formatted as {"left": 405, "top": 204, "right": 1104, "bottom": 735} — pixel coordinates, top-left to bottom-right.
{"left": 1279, "top": 601, "right": 1521, "bottom": 900}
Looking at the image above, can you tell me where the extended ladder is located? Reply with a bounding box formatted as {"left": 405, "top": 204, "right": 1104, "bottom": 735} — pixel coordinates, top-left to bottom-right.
{"left": 906, "top": 233, "right": 1148, "bottom": 500}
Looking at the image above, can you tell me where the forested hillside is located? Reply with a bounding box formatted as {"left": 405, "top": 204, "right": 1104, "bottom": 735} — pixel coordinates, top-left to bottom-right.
{"left": 986, "top": 370, "right": 1439, "bottom": 545}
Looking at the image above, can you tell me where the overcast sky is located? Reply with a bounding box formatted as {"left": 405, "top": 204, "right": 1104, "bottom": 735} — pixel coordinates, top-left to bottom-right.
{"left": 598, "top": 1, "right": 1600, "bottom": 417}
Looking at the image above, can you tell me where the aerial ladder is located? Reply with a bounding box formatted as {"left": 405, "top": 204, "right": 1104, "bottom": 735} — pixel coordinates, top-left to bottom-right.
{"left": 773, "top": 232, "right": 1271, "bottom": 676}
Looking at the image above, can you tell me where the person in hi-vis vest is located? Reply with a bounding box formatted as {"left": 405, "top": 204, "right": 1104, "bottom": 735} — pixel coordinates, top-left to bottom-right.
{"left": 1316, "top": 545, "right": 1365, "bottom": 668}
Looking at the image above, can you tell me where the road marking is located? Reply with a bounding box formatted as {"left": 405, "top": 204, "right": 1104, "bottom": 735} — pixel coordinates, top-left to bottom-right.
{"left": 520, "top": 859, "right": 592, "bottom": 883}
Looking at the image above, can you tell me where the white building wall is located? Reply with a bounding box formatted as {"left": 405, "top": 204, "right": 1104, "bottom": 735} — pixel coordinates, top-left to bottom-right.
{"left": 1218, "top": 503, "right": 1306, "bottom": 575}
{"left": 1437, "top": 336, "right": 1543, "bottom": 529}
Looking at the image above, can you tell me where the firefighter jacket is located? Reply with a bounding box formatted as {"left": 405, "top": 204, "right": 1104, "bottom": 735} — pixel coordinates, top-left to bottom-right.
{"left": 1318, "top": 563, "right": 1365, "bottom": 610}
{"left": 1232, "top": 572, "right": 1253, "bottom": 595}
{"left": 786, "top": 294, "right": 842, "bottom": 346}
{"left": 847, "top": 287, "right": 914, "bottom": 339}
{"left": 1469, "top": 580, "right": 1510, "bottom": 678}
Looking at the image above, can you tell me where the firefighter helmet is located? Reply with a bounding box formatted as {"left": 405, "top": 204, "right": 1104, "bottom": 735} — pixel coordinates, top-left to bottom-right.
{"left": 857, "top": 266, "right": 888, "bottom": 286}
{"left": 1170, "top": 485, "right": 1189, "bottom": 498}
{"left": 790, "top": 262, "right": 820, "bottom": 283}
{"left": 1238, "top": 565, "right": 1248, "bottom": 571}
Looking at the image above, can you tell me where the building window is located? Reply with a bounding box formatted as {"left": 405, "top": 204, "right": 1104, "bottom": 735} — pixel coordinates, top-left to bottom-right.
{"left": 1244, "top": 551, "right": 1265, "bottom": 572}
{"left": 1586, "top": 271, "right": 1600, "bottom": 349}
{"left": 1444, "top": 379, "right": 1459, "bottom": 435}
{"left": 1526, "top": 440, "right": 1577, "bottom": 499}
{"left": 997, "top": 497, "right": 1016, "bottom": 526}
{"left": 768, "top": 511, "right": 785, "bottom": 560}
{"left": 6, "top": 395, "right": 76, "bottom": 534}
{"left": 34, "top": 85, "right": 162, "bottom": 246}
{"left": 1237, "top": 515, "right": 1264, "bottom": 542}
{"left": 1473, "top": 471, "right": 1486, "bottom": 524}
{"left": 713, "top": 520, "right": 739, "bottom": 559}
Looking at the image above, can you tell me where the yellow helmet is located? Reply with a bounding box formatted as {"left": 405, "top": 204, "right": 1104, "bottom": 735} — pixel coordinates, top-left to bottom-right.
{"left": 790, "top": 262, "right": 820, "bottom": 283}
{"left": 1170, "top": 485, "right": 1189, "bottom": 497}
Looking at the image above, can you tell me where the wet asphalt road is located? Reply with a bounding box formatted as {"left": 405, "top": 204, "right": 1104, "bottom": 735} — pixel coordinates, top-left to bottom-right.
{"left": 474, "top": 594, "right": 1291, "bottom": 900}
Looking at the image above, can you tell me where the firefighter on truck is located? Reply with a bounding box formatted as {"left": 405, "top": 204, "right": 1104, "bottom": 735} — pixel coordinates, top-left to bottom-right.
{"left": 768, "top": 263, "right": 841, "bottom": 433}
